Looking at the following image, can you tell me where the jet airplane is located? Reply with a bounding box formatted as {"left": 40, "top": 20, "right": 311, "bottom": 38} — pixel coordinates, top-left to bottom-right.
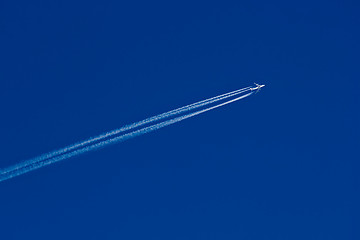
{"left": 250, "top": 83, "right": 265, "bottom": 93}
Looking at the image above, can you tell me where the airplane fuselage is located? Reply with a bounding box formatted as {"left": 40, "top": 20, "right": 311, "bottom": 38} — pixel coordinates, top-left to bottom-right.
{"left": 250, "top": 83, "right": 265, "bottom": 91}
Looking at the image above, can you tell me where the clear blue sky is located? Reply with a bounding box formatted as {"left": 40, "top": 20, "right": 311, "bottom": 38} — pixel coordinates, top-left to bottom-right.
{"left": 0, "top": 0, "right": 358, "bottom": 239}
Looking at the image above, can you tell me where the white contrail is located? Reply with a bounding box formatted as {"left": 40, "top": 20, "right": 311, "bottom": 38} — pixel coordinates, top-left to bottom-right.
{"left": 1, "top": 87, "right": 251, "bottom": 175}
{"left": 0, "top": 90, "right": 253, "bottom": 182}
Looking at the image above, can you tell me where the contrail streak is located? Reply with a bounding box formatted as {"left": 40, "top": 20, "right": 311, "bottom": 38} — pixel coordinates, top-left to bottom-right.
{"left": 2, "top": 87, "right": 251, "bottom": 176}
{"left": 0, "top": 89, "right": 253, "bottom": 182}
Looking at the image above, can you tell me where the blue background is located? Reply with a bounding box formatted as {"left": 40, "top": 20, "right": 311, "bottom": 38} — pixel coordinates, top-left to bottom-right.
{"left": 0, "top": 0, "right": 358, "bottom": 239}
